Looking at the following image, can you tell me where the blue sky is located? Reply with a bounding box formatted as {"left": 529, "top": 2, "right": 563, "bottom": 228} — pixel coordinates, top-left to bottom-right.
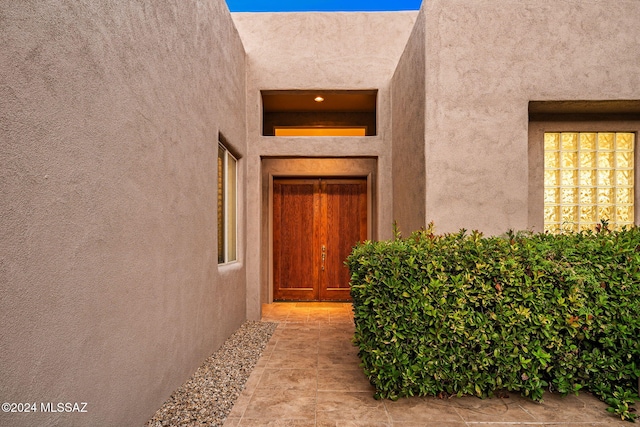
{"left": 226, "top": 0, "right": 422, "bottom": 12}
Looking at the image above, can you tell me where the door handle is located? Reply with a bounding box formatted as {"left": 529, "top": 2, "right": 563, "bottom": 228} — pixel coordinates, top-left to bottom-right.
{"left": 321, "top": 245, "right": 326, "bottom": 271}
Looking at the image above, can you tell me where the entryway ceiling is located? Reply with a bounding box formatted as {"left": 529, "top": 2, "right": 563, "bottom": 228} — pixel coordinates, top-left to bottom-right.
{"left": 262, "top": 90, "right": 377, "bottom": 113}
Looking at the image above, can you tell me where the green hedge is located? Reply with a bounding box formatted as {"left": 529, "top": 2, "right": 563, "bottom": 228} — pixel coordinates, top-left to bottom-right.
{"left": 347, "top": 224, "right": 640, "bottom": 421}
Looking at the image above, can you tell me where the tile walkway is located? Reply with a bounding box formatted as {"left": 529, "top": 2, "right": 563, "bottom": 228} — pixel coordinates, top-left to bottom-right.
{"left": 224, "top": 302, "right": 630, "bottom": 426}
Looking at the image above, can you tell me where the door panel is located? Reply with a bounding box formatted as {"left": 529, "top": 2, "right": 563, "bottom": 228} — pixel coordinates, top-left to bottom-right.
{"left": 273, "top": 178, "right": 367, "bottom": 301}
{"left": 273, "top": 180, "right": 318, "bottom": 300}
{"left": 320, "top": 180, "right": 368, "bottom": 300}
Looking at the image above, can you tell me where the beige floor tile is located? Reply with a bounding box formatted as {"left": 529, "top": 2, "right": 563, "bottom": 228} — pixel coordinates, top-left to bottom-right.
{"left": 280, "top": 329, "right": 316, "bottom": 339}
{"left": 311, "top": 313, "right": 333, "bottom": 322}
{"left": 237, "top": 419, "right": 316, "bottom": 426}
{"left": 295, "top": 302, "right": 342, "bottom": 308}
{"left": 461, "top": 424, "right": 542, "bottom": 427}
{"left": 317, "top": 368, "right": 375, "bottom": 392}
{"left": 451, "top": 395, "right": 537, "bottom": 423}
{"left": 279, "top": 323, "right": 320, "bottom": 333}
{"left": 513, "top": 392, "right": 612, "bottom": 423}
{"left": 257, "top": 368, "right": 318, "bottom": 391}
{"left": 266, "top": 350, "right": 318, "bottom": 369}
{"left": 317, "top": 349, "right": 361, "bottom": 369}
{"left": 240, "top": 366, "right": 265, "bottom": 393}
{"left": 316, "top": 391, "right": 389, "bottom": 424}
{"left": 222, "top": 416, "right": 240, "bottom": 426}
{"left": 261, "top": 342, "right": 278, "bottom": 356}
{"left": 260, "top": 308, "right": 290, "bottom": 318}
{"left": 384, "top": 396, "right": 466, "bottom": 423}
{"left": 268, "top": 329, "right": 287, "bottom": 339}
{"left": 318, "top": 346, "right": 360, "bottom": 363}
{"left": 284, "top": 316, "right": 311, "bottom": 323}
{"left": 308, "top": 307, "right": 331, "bottom": 314}
{"left": 330, "top": 316, "right": 354, "bottom": 323}
{"left": 319, "top": 337, "right": 358, "bottom": 350}
{"left": 275, "top": 339, "right": 320, "bottom": 352}
{"left": 261, "top": 307, "right": 295, "bottom": 322}
{"left": 319, "top": 345, "right": 356, "bottom": 357}
{"left": 261, "top": 315, "right": 286, "bottom": 322}
{"left": 464, "top": 424, "right": 622, "bottom": 427}
{"left": 278, "top": 330, "right": 320, "bottom": 342}
{"left": 318, "top": 331, "right": 354, "bottom": 343}
{"left": 316, "top": 419, "right": 391, "bottom": 427}
{"left": 254, "top": 356, "right": 270, "bottom": 369}
{"left": 508, "top": 421, "right": 634, "bottom": 427}
{"left": 392, "top": 423, "right": 467, "bottom": 427}
{"left": 319, "top": 322, "right": 353, "bottom": 332}
{"left": 241, "top": 389, "right": 316, "bottom": 420}
{"left": 321, "top": 322, "right": 355, "bottom": 332}
{"left": 261, "top": 310, "right": 291, "bottom": 320}
{"left": 279, "top": 322, "right": 320, "bottom": 331}
{"left": 226, "top": 391, "right": 252, "bottom": 418}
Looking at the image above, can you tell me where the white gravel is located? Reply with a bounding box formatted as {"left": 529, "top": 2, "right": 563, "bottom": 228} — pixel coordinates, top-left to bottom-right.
{"left": 145, "top": 321, "right": 277, "bottom": 427}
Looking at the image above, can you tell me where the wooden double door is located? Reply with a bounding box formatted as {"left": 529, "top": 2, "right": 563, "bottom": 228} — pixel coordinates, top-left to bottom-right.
{"left": 273, "top": 178, "right": 368, "bottom": 301}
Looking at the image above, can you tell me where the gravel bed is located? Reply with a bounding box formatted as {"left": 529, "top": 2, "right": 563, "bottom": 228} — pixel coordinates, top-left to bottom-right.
{"left": 145, "top": 321, "right": 278, "bottom": 427}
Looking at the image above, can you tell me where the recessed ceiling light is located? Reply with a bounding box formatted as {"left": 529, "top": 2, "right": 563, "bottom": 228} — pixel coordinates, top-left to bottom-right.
{"left": 314, "top": 96, "right": 324, "bottom": 102}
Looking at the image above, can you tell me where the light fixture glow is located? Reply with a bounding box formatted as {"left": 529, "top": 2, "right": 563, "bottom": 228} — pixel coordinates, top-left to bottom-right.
{"left": 314, "top": 96, "right": 324, "bottom": 102}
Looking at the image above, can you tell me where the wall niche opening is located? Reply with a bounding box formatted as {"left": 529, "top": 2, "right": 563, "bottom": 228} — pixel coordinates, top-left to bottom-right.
{"left": 261, "top": 90, "right": 377, "bottom": 136}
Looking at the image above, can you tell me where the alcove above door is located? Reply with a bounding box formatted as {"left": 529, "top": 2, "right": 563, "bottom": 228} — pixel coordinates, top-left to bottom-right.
{"left": 261, "top": 90, "right": 377, "bottom": 136}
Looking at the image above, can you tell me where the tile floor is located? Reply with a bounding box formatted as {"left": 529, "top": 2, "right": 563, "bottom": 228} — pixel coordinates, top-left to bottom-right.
{"left": 224, "top": 302, "right": 631, "bottom": 426}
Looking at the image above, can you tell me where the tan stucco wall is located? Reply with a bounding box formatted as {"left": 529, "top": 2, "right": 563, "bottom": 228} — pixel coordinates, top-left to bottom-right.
{"left": 0, "top": 1, "right": 246, "bottom": 426}
{"left": 3, "top": 1, "right": 638, "bottom": 423}
{"left": 231, "top": 12, "right": 418, "bottom": 318}
{"left": 420, "top": 0, "right": 640, "bottom": 235}
{"left": 391, "top": 9, "right": 427, "bottom": 235}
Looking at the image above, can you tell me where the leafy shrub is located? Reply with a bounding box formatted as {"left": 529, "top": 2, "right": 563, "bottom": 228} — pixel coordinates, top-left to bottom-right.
{"left": 347, "top": 223, "right": 640, "bottom": 421}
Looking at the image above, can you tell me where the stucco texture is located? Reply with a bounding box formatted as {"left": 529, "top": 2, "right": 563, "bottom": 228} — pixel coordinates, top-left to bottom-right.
{"left": 421, "top": 0, "right": 640, "bottom": 234}
{"left": 392, "top": 9, "right": 427, "bottom": 235}
{"left": 0, "top": 1, "right": 246, "bottom": 426}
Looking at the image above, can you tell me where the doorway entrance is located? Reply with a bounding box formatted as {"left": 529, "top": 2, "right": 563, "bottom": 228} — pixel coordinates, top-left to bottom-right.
{"left": 272, "top": 178, "right": 367, "bottom": 301}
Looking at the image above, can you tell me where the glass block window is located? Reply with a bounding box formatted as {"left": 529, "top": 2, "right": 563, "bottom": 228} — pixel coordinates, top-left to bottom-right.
{"left": 218, "top": 143, "right": 237, "bottom": 264}
{"left": 544, "top": 132, "right": 634, "bottom": 232}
